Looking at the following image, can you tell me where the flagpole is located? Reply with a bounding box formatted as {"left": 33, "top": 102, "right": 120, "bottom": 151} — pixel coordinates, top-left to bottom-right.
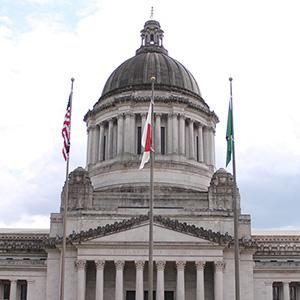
{"left": 229, "top": 77, "right": 240, "bottom": 300}
{"left": 59, "top": 77, "right": 74, "bottom": 300}
{"left": 148, "top": 76, "right": 155, "bottom": 300}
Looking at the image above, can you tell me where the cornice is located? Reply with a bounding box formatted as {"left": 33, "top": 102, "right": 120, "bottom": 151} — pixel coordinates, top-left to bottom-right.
{"left": 84, "top": 94, "right": 218, "bottom": 123}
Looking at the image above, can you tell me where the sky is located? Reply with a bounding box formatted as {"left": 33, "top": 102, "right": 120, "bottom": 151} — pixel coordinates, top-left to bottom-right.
{"left": 0, "top": 0, "right": 299, "bottom": 230}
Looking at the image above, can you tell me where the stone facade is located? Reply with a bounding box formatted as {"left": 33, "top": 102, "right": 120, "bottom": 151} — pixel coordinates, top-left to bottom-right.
{"left": 1, "top": 19, "right": 300, "bottom": 300}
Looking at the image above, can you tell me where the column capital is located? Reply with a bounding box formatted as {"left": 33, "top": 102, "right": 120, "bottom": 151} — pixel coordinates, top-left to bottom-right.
{"left": 156, "top": 260, "right": 166, "bottom": 271}
{"left": 214, "top": 260, "right": 225, "bottom": 271}
{"left": 114, "top": 260, "right": 125, "bottom": 270}
{"left": 117, "top": 113, "right": 124, "bottom": 119}
{"left": 87, "top": 124, "right": 97, "bottom": 131}
{"left": 264, "top": 280, "right": 273, "bottom": 286}
{"left": 176, "top": 261, "right": 186, "bottom": 270}
{"left": 75, "top": 259, "right": 87, "bottom": 270}
{"left": 135, "top": 260, "right": 145, "bottom": 270}
{"left": 95, "top": 260, "right": 105, "bottom": 270}
{"left": 195, "top": 261, "right": 206, "bottom": 271}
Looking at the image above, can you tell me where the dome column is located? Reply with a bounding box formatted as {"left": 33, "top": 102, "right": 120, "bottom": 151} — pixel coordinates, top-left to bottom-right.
{"left": 197, "top": 124, "right": 204, "bottom": 162}
{"left": 188, "top": 119, "right": 195, "bottom": 160}
{"left": 117, "top": 114, "right": 124, "bottom": 156}
{"left": 172, "top": 113, "right": 179, "bottom": 154}
{"left": 155, "top": 113, "right": 161, "bottom": 154}
{"left": 203, "top": 126, "right": 210, "bottom": 165}
{"left": 167, "top": 114, "right": 173, "bottom": 155}
{"left": 179, "top": 114, "right": 186, "bottom": 156}
{"left": 107, "top": 119, "right": 114, "bottom": 159}
{"left": 124, "top": 113, "right": 131, "bottom": 154}
{"left": 98, "top": 123, "right": 105, "bottom": 161}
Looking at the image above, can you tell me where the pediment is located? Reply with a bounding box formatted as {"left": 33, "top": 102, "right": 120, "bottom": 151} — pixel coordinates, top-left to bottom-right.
{"left": 63, "top": 215, "right": 233, "bottom": 248}
{"left": 85, "top": 223, "right": 217, "bottom": 245}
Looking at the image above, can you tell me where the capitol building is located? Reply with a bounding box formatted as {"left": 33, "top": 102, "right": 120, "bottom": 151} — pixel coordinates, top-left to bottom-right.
{"left": 0, "top": 19, "right": 299, "bottom": 300}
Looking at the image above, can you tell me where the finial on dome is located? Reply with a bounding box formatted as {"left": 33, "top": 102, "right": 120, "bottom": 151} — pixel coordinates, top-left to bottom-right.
{"left": 150, "top": 6, "right": 154, "bottom": 19}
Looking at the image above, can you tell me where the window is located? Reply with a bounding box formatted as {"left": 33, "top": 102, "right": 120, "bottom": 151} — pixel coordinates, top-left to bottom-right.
{"left": 20, "top": 282, "right": 27, "bottom": 300}
{"left": 290, "top": 285, "right": 296, "bottom": 300}
{"left": 272, "top": 283, "right": 282, "bottom": 300}
{"left": 3, "top": 282, "right": 10, "bottom": 300}
{"left": 137, "top": 126, "right": 142, "bottom": 154}
{"left": 126, "top": 290, "right": 173, "bottom": 300}
{"left": 161, "top": 127, "right": 166, "bottom": 155}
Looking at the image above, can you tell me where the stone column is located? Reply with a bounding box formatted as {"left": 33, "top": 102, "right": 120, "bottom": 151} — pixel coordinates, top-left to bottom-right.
{"left": 283, "top": 281, "right": 290, "bottom": 300}
{"left": 203, "top": 126, "right": 210, "bottom": 164}
{"left": 9, "top": 280, "right": 17, "bottom": 300}
{"left": 76, "top": 259, "right": 87, "bottom": 300}
{"left": 189, "top": 119, "right": 195, "bottom": 159}
{"left": 117, "top": 114, "right": 124, "bottom": 156}
{"left": 124, "top": 114, "right": 131, "bottom": 153}
{"left": 108, "top": 119, "right": 114, "bottom": 159}
{"left": 98, "top": 123, "right": 105, "bottom": 161}
{"left": 95, "top": 260, "right": 105, "bottom": 300}
{"left": 27, "top": 280, "right": 34, "bottom": 300}
{"left": 155, "top": 114, "right": 161, "bottom": 154}
{"left": 130, "top": 113, "right": 136, "bottom": 154}
{"left": 265, "top": 281, "right": 273, "bottom": 300}
{"left": 176, "top": 261, "right": 186, "bottom": 300}
{"left": 172, "top": 113, "right": 179, "bottom": 154}
{"left": 135, "top": 261, "right": 145, "bottom": 300}
{"left": 89, "top": 125, "right": 98, "bottom": 164}
{"left": 211, "top": 128, "right": 216, "bottom": 166}
{"left": 179, "top": 114, "right": 186, "bottom": 155}
{"left": 197, "top": 125, "right": 204, "bottom": 162}
{"left": 115, "top": 260, "right": 125, "bottom": 300}
{"left": 86, "top": 126, "right": 92, "bottom": 165}
{"left": 156, "top": 261, "right": 166, "bottom": 300}
{"left": 214, "top": 261, "right": 224, "bottom": 300}
{"left": 167, "top": 114, "right": 173, "bottom": 155}
{"left": 195, "top": 261, "right": 205, "bottom": 300}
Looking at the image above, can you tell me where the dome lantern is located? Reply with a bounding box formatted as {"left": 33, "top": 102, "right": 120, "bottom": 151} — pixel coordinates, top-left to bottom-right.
{"left": 136, "top": 20, "right": 168, "bottom": 55}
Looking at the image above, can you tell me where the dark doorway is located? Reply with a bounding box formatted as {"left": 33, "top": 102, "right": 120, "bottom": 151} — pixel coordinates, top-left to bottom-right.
{"left": 126, "top": 290, "right": 174, "bottom": 300}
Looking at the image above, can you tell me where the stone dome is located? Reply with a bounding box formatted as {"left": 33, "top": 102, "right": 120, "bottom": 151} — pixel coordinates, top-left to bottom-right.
{"left": 101, "top": 20, "right": 201, "bottom": 99}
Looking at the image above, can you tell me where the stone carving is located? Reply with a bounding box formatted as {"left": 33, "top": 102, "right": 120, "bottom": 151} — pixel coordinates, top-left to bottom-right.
{"left": 214, "top": 260, "right": 225, "bottom": 271}
{"left": 195, "top": 261, "right": 206, "bottom": 270}
{"left": 95, "top": 260, "right": 105, "bottom": 270}
{"left": 60, "top": 167, "right": 94, "bottom": 212}
{"left": 75, "top": 259, "right": 86, "bottom": 270}
{"left": 176, "top": 261, "right": 186, "bottom": 270}
{"left": 115, "top": 260, "right": 125, "bottom": 270}
{"left": 0, "top": 233, "right": 47, "bottom": 253}
{"left": 208, "top": 168, "right": 240, "bottom": 211}
{"left": 135, "top": 260, "right": 145, "bottom": 270}
{"left": 156, "top": 261, "right": 166, "bottom": 271}
{"left": 84, "top": 94, "right": 218, "bottom": 123}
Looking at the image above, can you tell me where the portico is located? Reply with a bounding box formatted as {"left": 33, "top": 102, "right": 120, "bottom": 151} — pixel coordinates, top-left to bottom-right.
{"left": 68, "top": 219, "right": 231, "bottom": 300}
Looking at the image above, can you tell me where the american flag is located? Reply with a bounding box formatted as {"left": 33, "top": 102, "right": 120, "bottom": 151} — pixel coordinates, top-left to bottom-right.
{"left": 61, "top": 91, "right": 72, "bottom": 161}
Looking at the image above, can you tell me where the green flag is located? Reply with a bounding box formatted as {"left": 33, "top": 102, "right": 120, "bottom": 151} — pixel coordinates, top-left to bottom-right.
{"left": 226, "top": 97, "right": 233, "bottom": 166}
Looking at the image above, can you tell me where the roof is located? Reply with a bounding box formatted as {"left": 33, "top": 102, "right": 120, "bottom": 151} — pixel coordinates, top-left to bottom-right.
{"left": 100, "top": 20, "right": 201, "bottom": 100}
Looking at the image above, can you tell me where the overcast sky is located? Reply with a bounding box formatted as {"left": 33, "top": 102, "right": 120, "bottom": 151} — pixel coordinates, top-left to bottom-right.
{"left": 0, "top": 0, "right": 299, "bottom": 230}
